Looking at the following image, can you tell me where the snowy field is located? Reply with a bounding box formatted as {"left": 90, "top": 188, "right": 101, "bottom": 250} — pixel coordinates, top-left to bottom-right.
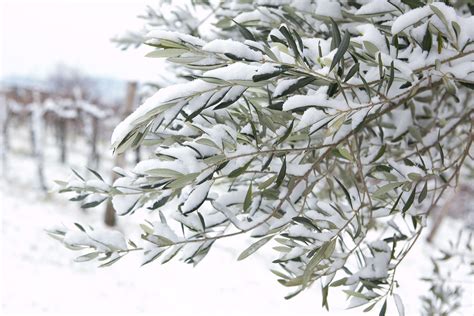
{"left": 1, "top": 130, "right": 473, "bottom": 316}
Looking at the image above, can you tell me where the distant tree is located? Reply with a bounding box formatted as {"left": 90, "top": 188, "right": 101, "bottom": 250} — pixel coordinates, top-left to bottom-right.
{"left": 52, "top": 1, "right": 474, "bottom": 314}
{"left": 46, "top": 65, "right": 98, "bottom": 164}
{"left": 47, "top": 64, "right": 99, "bottom": 100}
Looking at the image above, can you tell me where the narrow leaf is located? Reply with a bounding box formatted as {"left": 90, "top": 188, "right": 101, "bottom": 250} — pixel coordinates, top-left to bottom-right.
{"left": 237, "top": 236, "right": 273, "bottom": 261}
{"left": 393, "top": 294, "right": 405, "bottom": 316}
{"left": 402, "top": 184, "right": 417, "bottom": 213}
{"left": 418, "top": 181, "right": 428, "bottom": 203}
{"left": 275, "top": 158, "right": 287, "bottom": 188}
{"left": 243, "top": 183, "right": 253, "bottom": 212}
{"left": 330, "top": 31, "right": 350, "bottom": 72}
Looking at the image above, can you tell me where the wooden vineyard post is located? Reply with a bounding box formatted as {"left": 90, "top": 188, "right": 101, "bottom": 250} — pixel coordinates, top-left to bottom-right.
{"left": 0, "top": 94, "right": 9, "bottom": 177}
{"left": 31, "top": 91, "right": 47, "bottom": 192}
{"left": 58, "top": 117, "right": 68, "bottom": 163}
{"left": 104, "top": 81, "right": 137, "bottom": 226}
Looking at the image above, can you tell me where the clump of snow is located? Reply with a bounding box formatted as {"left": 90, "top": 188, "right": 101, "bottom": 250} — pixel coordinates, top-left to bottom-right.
{"left": 111, "top": 80, "right": 215, "bottom": 148}
{"left": 273, "top": 78, "right": 299, "bottom": 98}
{"left": 296, "top": 108, "right": 329, "bottom": 130}
{"left": 286, "top": 163, "right": 312, "bottom": 176}
{"left": 234, "top": 9, "right": 273, "bottom": 24}
{"left": 391, "top": 6, "right": 432, "bottom": 34}
{"left": 283, "top": 92, "right": 350, "bottom": 111}
{"left": 64, "top": 229, "right": 127, "bottom": 252}
{"left": 354, "top": 24, "right": 388, "bottom": 53}
{"left": 315, "top": 0, "right": 342, "bottom": 19}
{"left": 287, "top": 225, "right": 318, "bottom": 239}
{"left": 85, "top": 179, "right": 109, "bottom": 191}
{"left": 203, "top": 62, "right": 260, "bottom": 81}
{"left": 356, "top": 0, "right": 394, "bottom": 15}
{"left": 146, "top": 29, "right": 205, "bottom": 46}
{"left": 255, "top": 63, "right": 281, "bottom": 77}
{"left": 391, "top": 109, "right": 412, "bottom": 139}
{"left": 202, "top": 39, "right": 262, "bottom": 61}
{"left": 358, "top": 241, "right": 391, "bottom": 280}
{"left": 153, "top": 222, "right": 180, "bottom": 242}
{"left": 181, "top": 180, "right": 213, "bottom": 214}
{"left": 133, "top": 159, "right": 188, "bottom": 175}
{"left": 111, "top": 177, "right": 140, "bottom": 215}
{"left": 351, "top": 108, "right": 369, "bottom": 130}
{"left": 82, "top": 193, "right": 106, "bottom": 205}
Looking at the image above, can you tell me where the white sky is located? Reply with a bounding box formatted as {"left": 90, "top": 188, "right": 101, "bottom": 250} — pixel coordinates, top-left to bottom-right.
{"left": 0, "top": 0, "right": 165, "bottom": 81}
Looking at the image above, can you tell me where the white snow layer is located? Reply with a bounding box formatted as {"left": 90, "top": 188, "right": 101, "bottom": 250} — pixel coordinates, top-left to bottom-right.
{"left": 146, "top": 29, "right": 205, "bottom": 47}
{"left": 203, "top": 62, "right": 260, "bottom": 81}
{"left": 181, "top": 180, "right": 213, "bottom": 213}
{"left": 391, "top": 6, "right": 432, "bottom": 34}
{"left": 111, "top": 80, "right": 215, "bottom": 147}
{"left": 315, "top": 0, "right": 342, "bottom": 19}
{"left": 111, "top": 177, "right": 141, "bottom": 215}
{"left": 392, "top": 109, "right": 412, "bottom": 139}
{"left": 358, "top": 241, "right": 391, "bottom": 280}
{"left": 202, "top": 39, "right": 262, "bottom": 61}
{"left": 356, "top": 0, "right": 394, "bottom": 15}
{"left": 64, "top": 229, "right": 127, "bottom": 252}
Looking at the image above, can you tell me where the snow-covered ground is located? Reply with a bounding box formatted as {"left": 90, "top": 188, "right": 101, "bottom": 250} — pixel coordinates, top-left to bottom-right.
{"left": 1, "top": 129, "right": 473, "bottom": 316}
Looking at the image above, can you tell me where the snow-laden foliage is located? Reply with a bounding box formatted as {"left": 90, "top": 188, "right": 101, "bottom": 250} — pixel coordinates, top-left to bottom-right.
{"left": 53, "top": 0, "right": 474, "bottom": 313}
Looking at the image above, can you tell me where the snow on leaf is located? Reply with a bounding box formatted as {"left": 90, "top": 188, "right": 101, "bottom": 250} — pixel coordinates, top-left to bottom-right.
{"left": 356, "top": 0, "right": 395, "bottom": 15}
{"left": 392, "top": 109, "right": 412, "bottom": 139}
{"left": 111, "top": 80, "right": 215, "bottom": 151}
{"left": 315, "top": 0, "right": 342, "bottom": 19}
{"left": 203, "top": 62, "right": 260, "bottom": 82}
{"left": 203, "top": 39, "right": 262, "bottom": 61}
{"left": 391, "top": 6, "right": 432, "bottom": 34}
{"left": 181, "top": 180, "right": 213, "bottom": 214}
{"left": 283, "top": 94, "right": 349, "bottom": 112}
{"left": 146, "top": 30, "right": 205, "bottom": 47}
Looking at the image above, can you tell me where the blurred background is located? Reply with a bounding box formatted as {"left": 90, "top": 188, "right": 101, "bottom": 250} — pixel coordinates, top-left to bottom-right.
{"left": 0, "top": 1, "right": 472, "bottom": 315}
